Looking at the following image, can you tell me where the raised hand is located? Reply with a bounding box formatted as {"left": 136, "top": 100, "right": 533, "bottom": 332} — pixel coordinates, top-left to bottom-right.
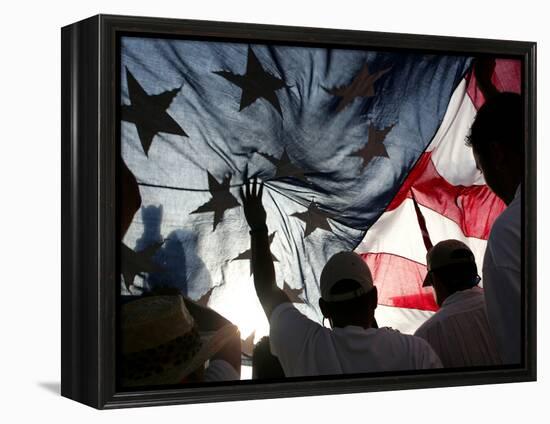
{"left": 239, "top": 176, "right": 289, "bottom": 318}
{"left": 239, "top": 177, "right": 267, "bottom": 231}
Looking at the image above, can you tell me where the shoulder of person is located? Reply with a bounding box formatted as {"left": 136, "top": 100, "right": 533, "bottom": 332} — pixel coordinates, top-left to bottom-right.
{"left": 407, "top": 332, "right": 440, "bottom": 355}
{"left": 376, "top": 327, "right": 438, "bottom": 361}
{"left": 378, "top": 326, "right": 419, "bottom": 343}
{"left": 270, "top": 302, "right": 298, "bottom": 322}
{"left": 378, "top": 326, "right": 400, "bottom": 333}
{"left": 488, "top": 198, "right": 521, "bottom": 243}
{"left": 270, "top": 302, "right": 326, "bottom": 336}
{"left": 485, "top": 213, "right": 520, "bottom": 272}
{"left": 361, "top": 326, "right": 403, "bottom": 341}
{"left": 204, "top": 359, "right": 240, "bottom": 382}
{"left": 413, "top": 316, "right": 437, "bottom": 337}
{"left": 385, "top": 327, "right": 433, "bottom": 348}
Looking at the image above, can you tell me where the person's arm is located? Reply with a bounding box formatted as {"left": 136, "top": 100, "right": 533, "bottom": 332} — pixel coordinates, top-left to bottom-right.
{"left": 239, "top": 177, "right": 290, "bottom": 319}
{"left": 483, "top": 257, "right": 521, "bottom": 365}
{"left": 210, "top": 330, "right": 241, "bottom": 375}
{"left": 182, "top": 296, "right": 230, "bottom": 332}
{"left": 182, "top": 297, "right": 241, "bottom": 374}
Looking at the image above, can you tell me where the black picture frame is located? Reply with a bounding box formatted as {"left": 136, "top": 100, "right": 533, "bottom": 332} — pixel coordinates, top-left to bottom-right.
{"left": 61, "top": 14, "right": 537, "bottom": 409}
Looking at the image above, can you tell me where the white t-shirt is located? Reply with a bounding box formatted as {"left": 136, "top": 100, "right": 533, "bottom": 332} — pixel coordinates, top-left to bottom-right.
{"left": 414, "top": 286, "right": 501, "bottom": 368}
{"left": 204, "top": 359, "right": 240, "bottom": 382}
{"left": 483, "top": 185, "right": 521, "bottom": 365}
{"left": 269, "top": 303, "right": 442, "bottom": 377}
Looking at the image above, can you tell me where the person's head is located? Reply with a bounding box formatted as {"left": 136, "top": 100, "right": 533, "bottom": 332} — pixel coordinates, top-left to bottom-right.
{"left": 466, "top": 92, "right": 523, "bottom": 204}
{"left": 423, "top": 240, "right": 480, "bottom": 307}
{"left": 252, "top": 337, "right": 285, "bottom": 380}
{"left": 120, "top": 295, "right": 238, "bottom": 387}
{"left": 318, "top": 252, "right": 378, "bottom": 329}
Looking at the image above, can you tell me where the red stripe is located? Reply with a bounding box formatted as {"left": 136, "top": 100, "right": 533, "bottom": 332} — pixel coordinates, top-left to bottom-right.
{"left": 386, "top": 151, "right": 505, "bottom": 239}
{"left": 466, "top": 59, "right": 522, "bottom": 109}
{"left": 360, "top": 252, "right": 438, "bottom": 312}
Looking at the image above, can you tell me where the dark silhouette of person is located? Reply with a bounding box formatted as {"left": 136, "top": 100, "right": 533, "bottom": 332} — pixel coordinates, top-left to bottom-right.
{"left": 144, "top": 286, "right": 242, "bottom": 377}
{"left": 468, "top": 91, "right": 522, "bottom": 205}
{"left": 121, "top": 294, "right": 241, "bottom": 386}
{"left": 414, "top": 240, "right": 501, "bottom": 367}
{"left": 252, "top": 337, "right": 285, "bottom": 379}
{"left": 466, "top": 58, "right": 523, "bottom": 364}
{"left": 239, "top": 178, "right": 441, "bottom": 376}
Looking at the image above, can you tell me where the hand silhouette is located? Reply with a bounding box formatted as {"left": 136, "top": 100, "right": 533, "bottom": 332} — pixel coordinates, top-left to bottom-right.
{"left": 239, "top": 177, "right": 267, "bottom": 231}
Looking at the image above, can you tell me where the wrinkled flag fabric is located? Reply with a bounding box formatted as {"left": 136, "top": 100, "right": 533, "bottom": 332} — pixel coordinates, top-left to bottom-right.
{"left": 120, "top": 36, "right": 507, "bottom": 340}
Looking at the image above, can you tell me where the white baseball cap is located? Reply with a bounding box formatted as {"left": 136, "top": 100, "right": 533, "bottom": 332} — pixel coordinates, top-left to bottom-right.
{"left": 320, "top": 251, "right": 374, "bottom": 302}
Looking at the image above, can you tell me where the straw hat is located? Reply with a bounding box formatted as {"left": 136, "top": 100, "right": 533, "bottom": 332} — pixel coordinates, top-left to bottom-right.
{"left": 121, "top": 295, "right": 238, "bottom": 387}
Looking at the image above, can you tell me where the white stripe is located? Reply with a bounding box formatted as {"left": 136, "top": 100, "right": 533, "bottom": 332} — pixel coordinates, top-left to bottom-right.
{"left": 356, "top": 198, "right": 487, "bottom": 283}
{"left": 356, "top": 198, "right": 428, "bottom": 264}
{"left": 427, "top": 78, "right": 486, "bottom": 186}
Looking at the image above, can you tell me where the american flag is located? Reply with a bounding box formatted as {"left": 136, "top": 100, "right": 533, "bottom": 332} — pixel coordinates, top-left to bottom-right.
{"left": 357, "top": 59, "right": 520, "bottom": 332}
{"left": 119, "top": 35, "right": 520, "bottom": 345}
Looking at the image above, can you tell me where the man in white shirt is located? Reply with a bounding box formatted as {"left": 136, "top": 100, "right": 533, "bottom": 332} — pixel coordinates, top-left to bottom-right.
{"left": 467, "top": 88, "right": 522, "bottom": 365}
{"left": 240, "top": 178, "right": 442, "bottom": 377}
{"left": 414, "top": 239, "right": 501, "bottom": 368}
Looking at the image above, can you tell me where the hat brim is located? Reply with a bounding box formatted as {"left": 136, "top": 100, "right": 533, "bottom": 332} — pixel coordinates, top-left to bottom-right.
{"left": 123, "top": 324, "right": 239, "bottom": 387}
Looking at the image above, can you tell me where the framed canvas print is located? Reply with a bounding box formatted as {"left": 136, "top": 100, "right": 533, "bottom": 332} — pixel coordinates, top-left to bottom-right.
{"left": 61, "top": 14, "right": 536, "bottom": 409}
